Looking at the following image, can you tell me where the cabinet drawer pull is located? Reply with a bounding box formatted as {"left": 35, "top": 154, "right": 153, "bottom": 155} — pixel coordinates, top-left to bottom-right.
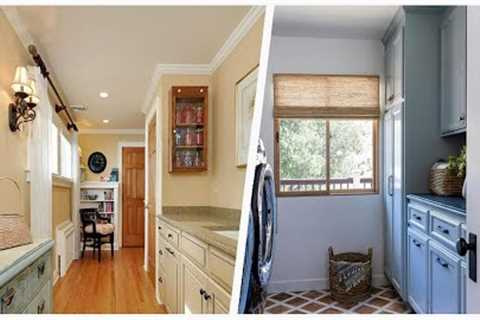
{"left": 158, "top": 226, "right": 162, "bottom": 230}
{"left": 158, "top": 276, "right": 163, "bottom": 284}
{"left": 2, "top": 288, "right": 15, "bottom": 307}
{"left": 167, "top": 233, "right": 173, "bottom": 238}
{"left": 412, "top": 239, "right": 422, "bottom": 248}
{"left": 166, "top": 248, "right": 175, "bottom": 256}
{"left": 199, "top": 288, "right": 206, "bottom": 296}
{"left": 159, "top": 249, "right": 163, "bottom": 256}
{"left": 37, "top": 262, "right": 46, "bottom": 277}
{"left": 436, "top": 257, "right": 449, "bottom": 269}
{"left": 413, "top": 214, "right": 422, "bottom": 221}
{"left": 37, "top": 299, "right": 46, "bottom": 314}
{"left": 437, "top": 225, "right": 450, "bottom": 235}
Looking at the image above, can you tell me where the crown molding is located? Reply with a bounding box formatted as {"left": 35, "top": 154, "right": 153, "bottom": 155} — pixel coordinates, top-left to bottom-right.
{"left": 141, "top": 6, "right": 264, "bottom": 114}
{"left": 79, "top": 129, "right": 145, "bottom": 135}
{"left": 209, "top": 6, "right": 265, "bottom": 73}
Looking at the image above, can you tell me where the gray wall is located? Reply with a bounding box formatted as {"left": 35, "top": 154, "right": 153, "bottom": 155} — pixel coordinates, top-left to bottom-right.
{"left": 261, "top": 36, "right": 386, "bottom": 292}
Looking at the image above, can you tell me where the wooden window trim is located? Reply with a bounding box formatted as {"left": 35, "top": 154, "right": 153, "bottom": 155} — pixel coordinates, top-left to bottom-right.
{"left": 274, "top": 118, "right": 379, "bottom": 197}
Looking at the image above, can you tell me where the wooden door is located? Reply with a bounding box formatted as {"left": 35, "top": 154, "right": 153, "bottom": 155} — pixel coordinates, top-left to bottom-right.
{"left": 147, "top": 118, "right": 156, "bottom": 284}
{"left": 122, "top": 147, "right": 145, "bottom": 247}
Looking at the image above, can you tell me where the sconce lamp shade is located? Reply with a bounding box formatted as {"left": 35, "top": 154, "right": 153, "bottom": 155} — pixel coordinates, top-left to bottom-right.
{"left": 25, "top": 79, "right": 39, "bottom": 106}
{"left": 11, "top": 66, "right": 33, "bottom": 97}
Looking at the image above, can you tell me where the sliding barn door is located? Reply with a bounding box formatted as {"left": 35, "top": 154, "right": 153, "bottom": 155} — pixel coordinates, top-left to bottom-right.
{"left": 122, "top": 147, "right": 145, "bottom": 247}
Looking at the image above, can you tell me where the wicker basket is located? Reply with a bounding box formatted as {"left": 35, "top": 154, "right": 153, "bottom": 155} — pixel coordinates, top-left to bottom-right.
{"left": 328, "top": 247, "right": 372, "bottom": 304}
{"left": 429, "top": 167, "right": 464, "bottom": 196}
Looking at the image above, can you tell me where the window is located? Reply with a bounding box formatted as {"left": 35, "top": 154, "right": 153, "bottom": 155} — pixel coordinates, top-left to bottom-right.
{"left": 60, "top": 133, "right": 73, "bottom": 179}
{"left": 274, "top": 74, "right": 379, "bottom": 196}
{"left": 50, "top": 123, "right": 59, "bottom": 175}
{"left": 50, "top": 122, "right": 73, "bottom": 180}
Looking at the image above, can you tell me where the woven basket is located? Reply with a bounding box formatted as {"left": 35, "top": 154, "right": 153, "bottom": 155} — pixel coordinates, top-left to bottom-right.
{"left": 429, "top": 167, "right": 464, "bottom": 196}
{"left": 0, "top": 177, "right": 32, "bottom": 250}
{"left": 329, "top": 247, "right": 372, "bottom": 304}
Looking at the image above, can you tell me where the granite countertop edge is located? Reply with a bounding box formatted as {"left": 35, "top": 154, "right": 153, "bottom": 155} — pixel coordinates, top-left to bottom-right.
{"left": 407, "top": 193, "right": 466, "bottom": 215}
{"left": 157, "top": 214, "right": 238, "bottom": 257}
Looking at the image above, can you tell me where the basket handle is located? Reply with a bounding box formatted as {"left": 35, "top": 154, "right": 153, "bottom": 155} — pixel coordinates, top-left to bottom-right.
{"left": 0, "top": 177, "right": 23, "bottom": 217}
{"left": 328, "top": 246, "right": 334, "bottom": 259}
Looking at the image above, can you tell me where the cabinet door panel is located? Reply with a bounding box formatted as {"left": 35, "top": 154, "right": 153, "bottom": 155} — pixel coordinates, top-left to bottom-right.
{"left": 441, "top": 7, "right": 467, "bottom": 134}
{"left": 407, "top": 230, "right": 428, "bottom": 313}
{"left": 164, "top": 247, "right": 179, "bottom": 313}
{"left": 180, "top": 257, "right": 208, "bottom": 314}
{"left": 384, "top": 110, "right": 394, "bottom": 279}
{"left": 392, "top": 28, "right": 404, "bottom": 101}
{"left": 429, "top": 243, "right": 462, "bottom": 313}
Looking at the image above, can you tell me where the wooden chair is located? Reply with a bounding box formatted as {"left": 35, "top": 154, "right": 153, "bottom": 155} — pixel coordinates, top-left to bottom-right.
{"left": 80, "top": 208, "right": 114, "bottom": 262}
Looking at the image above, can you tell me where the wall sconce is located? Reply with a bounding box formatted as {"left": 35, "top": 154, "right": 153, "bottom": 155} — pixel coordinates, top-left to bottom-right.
{"left": 9, "top": 66, "right": 39, "bottom": 132}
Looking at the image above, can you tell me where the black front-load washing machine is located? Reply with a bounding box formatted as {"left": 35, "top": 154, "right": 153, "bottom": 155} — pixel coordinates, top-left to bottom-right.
{"left": 239, "top": 139, "right": 277, "bottom": 313}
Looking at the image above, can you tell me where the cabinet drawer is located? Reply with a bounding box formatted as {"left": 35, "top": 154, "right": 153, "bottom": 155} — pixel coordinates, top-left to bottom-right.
{"left": 23, "top": 281, "right": 51, "bottom": 314}
{"left": 429, "top": 211, "right": 462, "bottom": 250}
{"left": 408, "top": 204, "right": 429, "bottom": 233}
{"left": 207, "top": 248, "right": 235, "bottom": 292}
{"left": 0, "top": 267, "right": 29, "bottom": 314}
{"left": 180, "top": 233, "right": 207, "bottom": 268}
{"left": 207, "top": 277, "right": 230, "bottom": 314}
{"left": 159, "top": 221, "right": 179, "bottom": 247}
{"left": 27, "top": 252, "right": 51, "bottom": 298}
{"left": 429, "top": 242, "right": 462, "bottom": 313}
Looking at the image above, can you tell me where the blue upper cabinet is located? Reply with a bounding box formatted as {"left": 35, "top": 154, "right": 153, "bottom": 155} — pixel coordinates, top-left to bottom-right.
{"left": 385, "top": 26, "right": 404, "bottom": 107}
{"left": 441, "top": 6, "right": 467, "bottom": 136}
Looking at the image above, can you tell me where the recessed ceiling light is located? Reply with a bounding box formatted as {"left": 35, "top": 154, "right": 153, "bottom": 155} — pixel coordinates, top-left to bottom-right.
{"left": 99, "top": 92, "right": 109, "bottom": 98}
{"left": 102, "top": 119, "right": 110, "bottom": 124}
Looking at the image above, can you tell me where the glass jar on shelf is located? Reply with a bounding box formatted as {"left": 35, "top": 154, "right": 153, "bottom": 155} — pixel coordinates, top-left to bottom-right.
{"left": 195, "top": 128, "right": 203, "bottom": 146}
{"left": 175, "top": 129, "right": 183, "bottom": 146}
{"left": 194, "top": 151, "right": 202, "bottom": 168}
{"left": 183, "top": 151, "right": 194, "bottom": 168}
{"left": 184, "top": 104, "right": 194, "bottom": 124}
{"left": 195, "top": 105, "right": 203, "bottom": 124}
{"left": 185, "top": 128, "right": 193, "bottom": 145}
{"left": 175, "top": 151, "right": 183, "bottom": 168}
{"left": 176, "top": 105, "right": 184, "bottom": 124}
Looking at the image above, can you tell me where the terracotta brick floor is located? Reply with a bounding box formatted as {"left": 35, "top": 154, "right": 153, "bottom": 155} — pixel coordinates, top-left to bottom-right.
{"left": 264, "top": 284, "right": 413, "bottom": 314}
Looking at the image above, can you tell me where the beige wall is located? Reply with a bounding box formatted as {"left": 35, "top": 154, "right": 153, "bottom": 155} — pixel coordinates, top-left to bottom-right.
{"left": 0, "top": 10, "right": 31, "bottom": 224}
{"left": 159, "top": 16, "right": 264, "bottom": 210}
{"left": 79, "top": 134, "right": 144, "bottom": 181}
{"left": 160, "top": 75, "right": 212, "bottom": 206}
{"left": 209, "top": 17, "right": 264, "bottom": 209}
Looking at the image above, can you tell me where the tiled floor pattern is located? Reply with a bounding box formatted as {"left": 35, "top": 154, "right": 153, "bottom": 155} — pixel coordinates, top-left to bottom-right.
{"left": 265, "top": 285, "right": 412, "bottom": 314}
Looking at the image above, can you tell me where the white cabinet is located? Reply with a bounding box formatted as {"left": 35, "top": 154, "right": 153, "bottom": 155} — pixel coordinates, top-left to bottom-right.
{"left": 164, "top": 244, "right": 179, "bottom": 313}
{"left": 157, "top": 219, "right": 233, "bottom": 314}
{"left": 441, "top": 6, "right": 467, "bottom": 135}
{"left": 180, "top": 257, "right": 209, "bottom": 314}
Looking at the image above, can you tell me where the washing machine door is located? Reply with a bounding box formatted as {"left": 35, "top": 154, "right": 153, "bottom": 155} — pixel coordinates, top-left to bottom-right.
{"left": 252, "top": 162, "right": 276, "bottom": 288}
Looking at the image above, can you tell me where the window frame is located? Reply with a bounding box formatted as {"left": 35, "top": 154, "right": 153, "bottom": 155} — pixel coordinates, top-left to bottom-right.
{"left": 273, "top": 74, "right": 380, "bottom": 197}
{"left": 51, "top": 123, "right": 74, "bottom": 181}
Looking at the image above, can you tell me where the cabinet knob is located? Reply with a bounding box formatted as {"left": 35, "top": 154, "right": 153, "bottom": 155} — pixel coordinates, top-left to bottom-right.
{"left": 2, "top": 288, "right": 15, "bottom": 306}
{"left": 158, "top": 276, "right": 163, "bottom": 284}
{"left": 37, "top": 262, "right": 46, "bottom": 277}
{"left": 37, "top": 300, "right": 46, "bottom": 314}
{"left": 459, "top": 115, "right": 465, "bottom": 121}
{"left": 436, "top": 257, "right": 449, "bottom": 269}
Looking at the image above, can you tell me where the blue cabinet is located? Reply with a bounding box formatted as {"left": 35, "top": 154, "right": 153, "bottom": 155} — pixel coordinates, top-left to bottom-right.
{"left": 407, "top": 229, "right": 428, "bottom": 313}
{"left": 441, "top": 6, "right": 467, "bottom": 136}
{"left": 429, "top": 242, "right": 462, "bottom": 313}
{"left": 406, "top": 196, "right": 466, "bottom": 314}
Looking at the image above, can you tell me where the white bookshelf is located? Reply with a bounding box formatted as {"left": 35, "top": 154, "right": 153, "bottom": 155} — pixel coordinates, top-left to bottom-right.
{"left": 80, "top": 181, "right": 119, "bottom": 249}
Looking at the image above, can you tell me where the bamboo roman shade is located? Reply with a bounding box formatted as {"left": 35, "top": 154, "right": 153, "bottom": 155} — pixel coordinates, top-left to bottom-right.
{"left": 274, "top": 74, "right": 380, "bottom": 118}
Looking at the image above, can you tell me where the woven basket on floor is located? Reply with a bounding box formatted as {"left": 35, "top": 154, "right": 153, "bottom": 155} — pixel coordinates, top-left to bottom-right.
{"left": 329, "top": 247, "right": 372, "bottom": 304}
{"left": 429, "top": 167, "right": 464, "bottom": 196}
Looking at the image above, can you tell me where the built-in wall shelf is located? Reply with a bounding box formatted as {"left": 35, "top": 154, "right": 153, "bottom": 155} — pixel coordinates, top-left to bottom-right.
{"left": 80, "top": 181, "right": 119, "bottom": 249}
{"left": 169, "top": 86, "right": 208, "bottom": 173}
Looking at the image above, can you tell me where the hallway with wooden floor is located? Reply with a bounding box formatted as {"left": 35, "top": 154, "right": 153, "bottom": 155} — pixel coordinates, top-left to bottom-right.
{"left": 54, "top": 248, "right": 166, "bottom": 314}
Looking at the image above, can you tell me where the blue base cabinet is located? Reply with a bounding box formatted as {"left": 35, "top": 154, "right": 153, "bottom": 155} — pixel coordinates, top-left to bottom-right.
{"left": 406, "top": 196, "right": 466, "bottom": 314}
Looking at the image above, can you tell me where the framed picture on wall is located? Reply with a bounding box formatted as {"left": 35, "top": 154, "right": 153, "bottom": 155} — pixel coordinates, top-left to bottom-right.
{"left": 235, "top": 65, "right": 258, "bottom": 167}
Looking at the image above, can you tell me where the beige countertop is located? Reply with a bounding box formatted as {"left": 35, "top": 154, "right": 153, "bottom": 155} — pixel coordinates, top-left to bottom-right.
{"left": 157, "top": 207, "right": 240, "bottom": 256}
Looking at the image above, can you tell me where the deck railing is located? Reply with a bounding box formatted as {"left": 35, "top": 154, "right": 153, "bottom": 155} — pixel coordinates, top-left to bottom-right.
{"left": 279, "top": 177, "right": 373, "bottom": 192}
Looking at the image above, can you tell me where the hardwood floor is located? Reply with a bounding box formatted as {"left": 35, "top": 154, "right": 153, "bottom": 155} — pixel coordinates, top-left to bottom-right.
{"left": 54, "top": 248, "right": 166, "bottom": 314}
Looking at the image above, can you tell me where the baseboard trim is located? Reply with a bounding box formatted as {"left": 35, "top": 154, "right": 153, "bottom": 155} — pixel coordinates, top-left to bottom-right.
{"left": 267, "top": 273, "right": 388, "bottom": 294}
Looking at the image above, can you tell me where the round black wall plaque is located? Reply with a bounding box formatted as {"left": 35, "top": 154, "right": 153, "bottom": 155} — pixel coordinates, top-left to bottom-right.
{"left": 88, "top": 152, "right": 107, "bottom": 174}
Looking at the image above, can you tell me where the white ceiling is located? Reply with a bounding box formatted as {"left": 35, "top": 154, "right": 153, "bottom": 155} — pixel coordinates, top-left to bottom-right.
{"left": 15, "top": 6, "right": 250, "bottom": 129}
{"left": 273, "top": 6, "right": 399, "bottom": 40}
